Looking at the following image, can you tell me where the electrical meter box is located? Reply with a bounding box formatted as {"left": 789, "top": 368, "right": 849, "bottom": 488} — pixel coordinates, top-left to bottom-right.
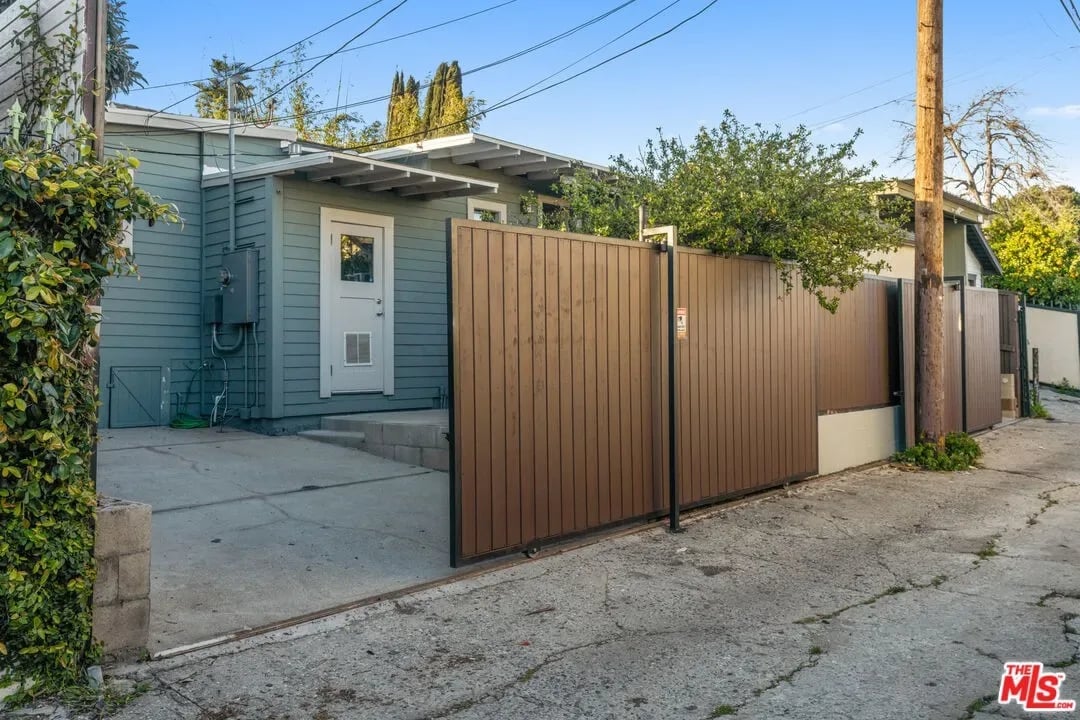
{"left": 220, "top": 249, "right": 259, "bottom": 325}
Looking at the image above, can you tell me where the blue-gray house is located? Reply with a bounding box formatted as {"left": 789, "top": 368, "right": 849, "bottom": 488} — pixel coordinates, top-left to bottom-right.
{"left": 99, "top": 105, "right": 603, "bottom": 432}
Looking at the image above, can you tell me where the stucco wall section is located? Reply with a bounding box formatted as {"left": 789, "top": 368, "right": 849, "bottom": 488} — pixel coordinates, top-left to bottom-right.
{"left": 868, "top": 244, "right": 915, "bottom": 280}
{"left": 1027, "top": 307, "right": 1080, "bottom": 388}
{"left": 817, "top": 406, "right": 902, "bottom": 476}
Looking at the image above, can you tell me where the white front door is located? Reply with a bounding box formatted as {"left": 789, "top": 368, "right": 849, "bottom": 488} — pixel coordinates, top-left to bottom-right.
{"left": 327, "top": 221, "right": 385, "bottom": 393}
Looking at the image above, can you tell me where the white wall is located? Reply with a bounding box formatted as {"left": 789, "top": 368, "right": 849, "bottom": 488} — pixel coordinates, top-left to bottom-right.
{"left": 1027, "top": 307, "right": 1080, "bottom": 388}
{"left": 0, "top": 0, "right": 86, "bottom": 132}
{"left": 817, "top": 406, "right": 902, "bottom": 476}
{"left": 868, "top": 244, "right": 915, "bottom": 280}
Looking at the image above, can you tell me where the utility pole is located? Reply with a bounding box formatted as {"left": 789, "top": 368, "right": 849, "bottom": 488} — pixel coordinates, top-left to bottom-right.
{"left": 914, "top": 0, "right": 945, "bottom": 445}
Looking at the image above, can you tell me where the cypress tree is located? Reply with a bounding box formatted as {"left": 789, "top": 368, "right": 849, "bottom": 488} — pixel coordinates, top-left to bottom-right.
{"left": 422, "top": 62, "right": 449, "bottom": 135}
{"left": 386, "top": 70, "right": 403, "bottom": 132}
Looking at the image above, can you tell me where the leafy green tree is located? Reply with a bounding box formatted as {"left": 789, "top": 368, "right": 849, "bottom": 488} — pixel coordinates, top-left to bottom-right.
{"left": 548, "top": 112, "right": 906, "bottom": 310}
{"left": 104, "top": 0, "right": 145, "bottom": 101}
{"left": 984, "top": 186, "right": 1080, "bottom": 306}
{"left": 193, "top": 56, "right": 254, "bottom": 120}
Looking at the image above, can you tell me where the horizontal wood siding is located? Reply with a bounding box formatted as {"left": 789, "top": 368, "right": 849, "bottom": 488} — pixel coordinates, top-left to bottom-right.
{"left": 677, "top": 252, "right": 818, "bottom": 506}
{"left": 98, "top": 130, "right": 204, "bottom": 426}
{"left": 450, "top": 221, "right": 665, "bottom": 561}
{"left": 202, "top": 179, "right": 270, "bottom": 416}
{"left": 816, "top": 278, "right": 899, "bottom": 413}
{"left": 280, "top": 178, "right": 463, "bottom": 417}
{"left": 426, "top": 161, "right": 536, "bottom": 225}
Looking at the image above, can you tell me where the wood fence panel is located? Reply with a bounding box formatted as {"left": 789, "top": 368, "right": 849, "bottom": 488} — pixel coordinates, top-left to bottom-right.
{"left": 817, "top": 278, "right": 898, "bottom": 413}
{"left": 676, "top": 253, "right": 818, "bottom": 507}
{"left": 964, "top": 287, "right": 1003, "bottom": 432}
{"left": 450, "top": 221, "right": 665, "bottom": 562}
{"left": 944, "top": 285, "right": 965, "bottom": 433}
{"left": 899, "top": 280, "right": 915, "bottom": 447}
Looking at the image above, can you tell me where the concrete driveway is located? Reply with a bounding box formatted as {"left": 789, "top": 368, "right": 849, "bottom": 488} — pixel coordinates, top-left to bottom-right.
{"left": 92, "top": 392, "right": 1080, "bottom": 719}
{"left": 97, "top": 426, "right": 457, "bottom": 651}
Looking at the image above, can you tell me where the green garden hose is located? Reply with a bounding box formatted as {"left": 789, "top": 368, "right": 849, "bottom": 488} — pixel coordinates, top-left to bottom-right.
{"left": 170, "top": 413, "right": 209, "bottom": 429}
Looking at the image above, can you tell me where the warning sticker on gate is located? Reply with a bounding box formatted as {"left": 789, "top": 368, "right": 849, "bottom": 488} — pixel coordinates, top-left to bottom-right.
{"left": 676, "top": 307, "right": 688, "bottom": 340}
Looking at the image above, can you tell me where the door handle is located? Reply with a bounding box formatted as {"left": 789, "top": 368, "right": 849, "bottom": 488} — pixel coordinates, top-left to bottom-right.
{"left": 376, "top": 298, "right": 383, "bottom": 316}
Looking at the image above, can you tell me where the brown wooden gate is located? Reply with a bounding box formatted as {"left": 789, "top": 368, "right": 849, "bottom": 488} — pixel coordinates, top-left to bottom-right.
{"left": 999, "top": 291, "right": 1020, "bottom": 412}
{"left": 898, "top": 280, "right": 1002, "bottom": 445}
{"left": 448, "top": 221, "right": 666, "bottom": 563}
{"left": 944, "top": 284, "right": 965, "bottom": 433}
{"left": 449, "top": 222, "right": 826, "bottom": 564}
{"left": 963, "top": 286, "right": 1003, "bottom": 432}
{"left": 675, "top": 252, "right": 818, "bottom": 507}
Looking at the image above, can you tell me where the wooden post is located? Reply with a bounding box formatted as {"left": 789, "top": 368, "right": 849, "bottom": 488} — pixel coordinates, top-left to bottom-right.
{"left": 914, "top": 0, "right": 946, "bottom": 444}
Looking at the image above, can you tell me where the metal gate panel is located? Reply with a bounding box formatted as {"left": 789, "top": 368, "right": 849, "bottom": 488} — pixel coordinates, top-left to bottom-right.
{"left": 108, "top": 366, "right": 168, "bottom": 428}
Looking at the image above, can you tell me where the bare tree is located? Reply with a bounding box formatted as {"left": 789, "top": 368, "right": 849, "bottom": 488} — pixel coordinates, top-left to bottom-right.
{"left": 899, "top": 87, "right": 1051, "bottom": 208}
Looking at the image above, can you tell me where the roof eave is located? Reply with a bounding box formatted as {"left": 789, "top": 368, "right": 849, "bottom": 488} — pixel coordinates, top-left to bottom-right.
{"left": 201, "top": 151, "right": 499, "bottom": 199}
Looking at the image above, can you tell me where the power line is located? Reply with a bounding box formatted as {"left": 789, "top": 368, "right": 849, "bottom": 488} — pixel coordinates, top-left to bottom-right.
{"left": 1060, "top": 0, "right": 1080, "bottom": 33}
{"left": 341, "top": 0, "right": 720, "bottom": 152}
{"left": 148, "top": 1, "right": 387, "bottom": 117}
{"left": 254, "top": 0, "right": 410, "bottom": 108}
{"left": 497, "top": 0, "right": 685, "bottom": 108}
{"left": 131, "top": 0, "right": 522, "bottom": 94}
{"left": 127, "top": 0, "right": 644, "bottom": 138}
{"left": 806, "top": 43, "right": 1080, "bottom": 132}
{"left": 107, "top": 0, "right": 716, "bottom": 159}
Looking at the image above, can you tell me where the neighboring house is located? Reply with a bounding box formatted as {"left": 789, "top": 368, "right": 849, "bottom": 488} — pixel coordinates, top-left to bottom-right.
{"left": 871, "top": 179, "right": 1002, "bottom": 284}
{"left": 99, "top": 107, "right": 605, "bottom": 430}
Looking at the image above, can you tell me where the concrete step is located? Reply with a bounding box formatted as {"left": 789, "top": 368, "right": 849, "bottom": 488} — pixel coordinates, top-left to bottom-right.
{"left": 314, "top": 411, "right": 450, "bottom": 472}
{"left": 297, "top": 429, "right": 367, "bottom": 450}
{"left": 321, "top": 415, "right": 368, "bottom": 433}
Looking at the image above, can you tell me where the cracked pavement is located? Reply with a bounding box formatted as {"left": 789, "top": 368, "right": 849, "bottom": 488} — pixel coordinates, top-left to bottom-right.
{"left": 86, "top": 391, "right": 1080, "bottom": 719}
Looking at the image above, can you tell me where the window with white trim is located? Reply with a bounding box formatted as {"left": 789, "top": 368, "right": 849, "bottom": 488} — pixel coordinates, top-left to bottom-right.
{"left": 467, "top": 198, "right": 507, "bottom": 224}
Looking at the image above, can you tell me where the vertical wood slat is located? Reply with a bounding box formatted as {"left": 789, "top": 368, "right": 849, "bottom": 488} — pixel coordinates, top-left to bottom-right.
{"left": 675, "top": 252, "right": 818, "bottom": 508}
{"left": 902, "top": 280, "right": 916, "bottom": 446}
{"left": 944, "top": 285, "right": 965, "bottom": 433}
{"left": 964, "top": 287, "right": 1003, "bottom": 432}
{"left": 450, "top": 221, "right": 664, "bottom": 561}
{"left": 816, "top": 278, "right": 896, "bottom": 413}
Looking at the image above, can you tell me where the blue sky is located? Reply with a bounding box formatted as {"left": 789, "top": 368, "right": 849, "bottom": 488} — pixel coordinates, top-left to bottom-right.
{"left": 119, "top": 0, "right": 1080, "bottom": 187}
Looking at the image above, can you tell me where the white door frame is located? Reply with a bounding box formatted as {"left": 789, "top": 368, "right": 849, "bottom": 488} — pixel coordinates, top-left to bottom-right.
{"left": 319, "top": 207, "right": 395, "bottom": 398}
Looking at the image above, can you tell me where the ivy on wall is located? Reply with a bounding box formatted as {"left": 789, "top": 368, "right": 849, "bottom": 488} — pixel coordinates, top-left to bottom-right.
{"left": 0, "top": 8, "right": 175, "bottom": 702}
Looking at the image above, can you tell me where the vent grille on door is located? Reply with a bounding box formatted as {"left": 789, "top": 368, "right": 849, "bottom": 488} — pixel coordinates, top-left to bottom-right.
{"left": 344, "top": 332, "right": 373, "bottom": 366}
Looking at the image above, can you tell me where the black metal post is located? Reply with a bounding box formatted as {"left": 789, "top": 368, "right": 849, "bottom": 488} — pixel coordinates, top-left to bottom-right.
{"left": 1018, "top": 296, "right": 1030, "bottom": 417}
{"left": 895, "top": 278, "right": 909, "bottom": 450}
{"left": 958, "top": 283, "right": 968, "bottom": 432}
{"left": 666, "top": 238, "right": 680, "bottom": 532}
{"left": 445, "top": 218, "right": 459, "bottom": 567}
{"left": 1032, "top": 347, "right": 1041, "bottom": 408}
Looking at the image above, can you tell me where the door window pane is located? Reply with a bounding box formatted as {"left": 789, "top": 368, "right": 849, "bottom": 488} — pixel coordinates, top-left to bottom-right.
{"left": 341, "top": 235, "right": 374, "bottom": 283}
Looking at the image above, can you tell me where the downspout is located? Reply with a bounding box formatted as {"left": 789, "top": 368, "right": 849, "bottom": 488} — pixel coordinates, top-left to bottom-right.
{"left": 227, "top": 75, "right": 237, "bottom": 252}
{"left": 199, "top": 131, "right": 207, "bottom": 416}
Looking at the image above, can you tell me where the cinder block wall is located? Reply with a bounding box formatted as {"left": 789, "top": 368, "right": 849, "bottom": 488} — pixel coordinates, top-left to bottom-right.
{"left": 93, "top": 498, "right": 151, "bottom": 659}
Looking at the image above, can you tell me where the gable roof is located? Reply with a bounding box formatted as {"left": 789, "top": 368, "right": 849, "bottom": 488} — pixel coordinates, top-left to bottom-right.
{"left": 201, "top": 151, "right": 499, "bottom": 200}
{"left": 889, "top": 179, "right": 993, "bottom": 224}
{"left": 362, "top": 132, "right": 608, "bottom": 181}
{"left": 966, "top": 223, "right": 1002, "bottom": 275}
